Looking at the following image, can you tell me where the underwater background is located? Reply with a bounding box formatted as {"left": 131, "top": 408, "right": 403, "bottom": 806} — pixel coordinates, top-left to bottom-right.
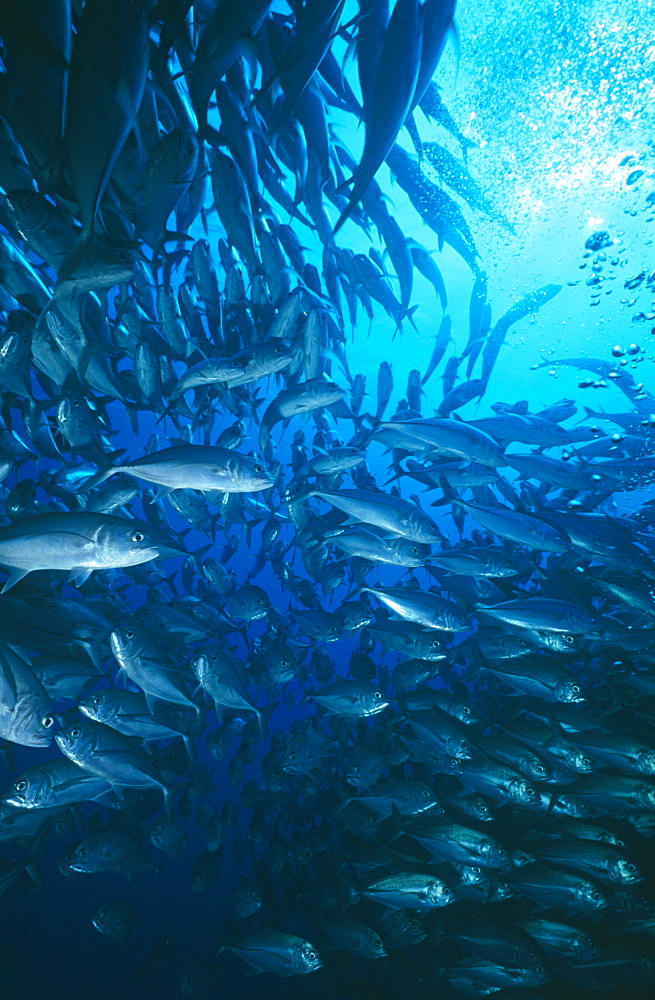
{"left": 1, "top": 1, "right": 655, "bottom": 998}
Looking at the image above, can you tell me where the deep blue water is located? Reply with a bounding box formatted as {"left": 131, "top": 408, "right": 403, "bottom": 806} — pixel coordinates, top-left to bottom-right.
{"left": 1, "top": 2, "right": 655, "bottom": 999}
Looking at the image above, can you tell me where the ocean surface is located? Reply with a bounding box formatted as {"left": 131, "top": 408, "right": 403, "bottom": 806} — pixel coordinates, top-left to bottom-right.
{"left": 1, "top": 2, "right": 655, "bottom": 999}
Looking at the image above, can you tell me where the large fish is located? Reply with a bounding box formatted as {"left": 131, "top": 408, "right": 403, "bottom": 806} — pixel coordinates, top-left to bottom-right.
{"left": 79, "top": 445, "right": 274, "bottom": 499}
{"left": 0, "top": 511, "right": 160, "bottom": 591}
{"left": 64, "top": 0, "right": 150, "bottom": 242}
{"left": 334, "top": 0, "right": 422, "bottom": 231}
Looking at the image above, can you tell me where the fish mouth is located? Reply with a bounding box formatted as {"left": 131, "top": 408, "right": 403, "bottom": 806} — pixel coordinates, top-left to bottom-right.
{"left": 68, "top": 861, "right": 89, "bottom": 873}
{"left": 2, "top": 794, "right": 25, "bottom": 808}
{"left": 134, "top": 545, "right": 161, "bottom": 560}
{"left": 28, "top": 734, "right": 53, "bottom": 749}
{"left": 55, "top": 733, "right": 72, "bottom": 752}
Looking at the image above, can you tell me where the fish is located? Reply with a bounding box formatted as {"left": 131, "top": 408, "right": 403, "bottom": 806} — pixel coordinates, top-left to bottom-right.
{"left": 2, "top": 759, "right": 111, "bottom": 810}
{"left": 55, "top": 718, "right": 170, "bottom": 809}
{"left": 363, "top": 585, "right": 470, "bottom": 631}
{"left": 0, "top": 511, "right": 161, "bottom": 591}
{"left": 259, "top": 379, "right": 346, "bottom": 453}
{"left": 79, "top": 445, "right": 274, "bottom": 499}
{"left": 362, "top": 872, "right": 454, "bottom": 910}
{"left": 334, "top": 0, "right": 423, "bottom": 231}
{"left": 295, "top": 487, "right": 442, "bottom": 542}
{"left": 92, "top": 901, "right": 137, "bottom": 941}
{"left": 322, "top": 914, "right": 386, "bottom": 958}
{"left": 192, "top": 649, "right": 265, "bottom": 736}
{"left": 0, "top": 644, "right": 53, "bottom": 748}
{"left": 307, "top": 679, "right": 389, "bottom": 716}
{"left": 0, "top": 3, "right": 654, "bottom": 996}
{"left": 222, "top": 929, "right": 323, "bottom": 976}
{"left": 109, "top": 624, "right": 199, "bottom": 719}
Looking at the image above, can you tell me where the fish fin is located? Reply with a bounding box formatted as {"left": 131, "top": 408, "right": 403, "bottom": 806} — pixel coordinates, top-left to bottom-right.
{"left": 256, "top": 701, "right": 278, "bottom": 739}
{"left": 1, "top": 568, "right": 29, "bottom": 593}
{"left": 0, "top": 663, "right": 18, "bottom": 711}
{"left": 151, "top": 486, "right": 174, "bottom": 502}
{"left": 78, "top": 641, "right": 104, "bottom": 670}
{"left": 24, "top": 862, "right": 44, "bottom": 889}
{"left": 547, "top": 791, "right": 560, "bottom": 814}
{"left": 76, "top": 468, "right": 117, "bottom": 493}
{"left": 68, "top": 567, "right": 93, "bottom": 587}
{"left": 92, "top": 791, "right": 117, "bottom": 807}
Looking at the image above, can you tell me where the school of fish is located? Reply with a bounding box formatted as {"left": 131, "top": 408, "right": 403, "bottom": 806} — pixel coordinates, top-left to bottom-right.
{"left": 0, "top": 2, "right": 654, "bottom": 999}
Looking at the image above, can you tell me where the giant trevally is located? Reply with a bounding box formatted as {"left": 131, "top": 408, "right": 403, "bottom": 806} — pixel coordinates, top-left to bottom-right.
{"left": 55, "top": 717, "right": 170, "bottom": 809}
{"left": 79, "top": 445, "right": 274, "bottom": 499}
{"left": 0, "top": 511, "right": 160, "bottom": 591}
{"left": 3, "top": 759, "right": 111, "bottom": 810}
{"left": 222, "top": 929, "right": 322, "bottom": 976}
{"left": 296, "top": 488, "right": 442, "bottom": 543}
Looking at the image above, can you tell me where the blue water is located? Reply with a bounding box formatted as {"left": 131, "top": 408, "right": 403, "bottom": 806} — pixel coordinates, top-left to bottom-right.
{"left": 1, "top": 2, "right": 655, "bottom": 999}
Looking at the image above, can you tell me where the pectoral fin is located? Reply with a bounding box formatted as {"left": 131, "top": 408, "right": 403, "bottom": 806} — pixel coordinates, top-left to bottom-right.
{"left": 68, "top": 567, "right": 93, "bottom": 587}
{"left": 1, "top": 568, "right": 29, "bottom": 593}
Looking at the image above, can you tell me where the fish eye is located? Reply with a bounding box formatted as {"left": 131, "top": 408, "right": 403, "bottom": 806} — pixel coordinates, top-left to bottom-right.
{"left": 78, "top": 848, "right": 87, "bottom": 858}
{"left": 42, "top": 715, "right": 54, "bottom": 728}
{"left": 70, "top": 728, "right": 81, "bottom": 738}
{"left": 15, "top": 780, "right": 27, "bottom": 792}
{"left": 307, "top": 951, "right": 316, "bottom": 960}
{"left": 48, "top": 601, "right": 58, "bottom": 612}
{"left": 565, "top": 635, "right": 574, "bottom": 644}
{"left": 581, "top": 757, "right": 592, "bottom": 768}
{"left": 288, "top": 752, "right": 297, "bottom": 760}
{"left": 571, "top": 684, "right": 581, "bottom": 693}
{"left": 125, "top": 629, "right": 135, "bottom": 640}
{"left": 131, "top": 530, "right": 145, "bottom": 543}
{"left": 411, "top": 546, "right": 419, "bottom": 555}
{"left": 374, "top": 691, "right": 382, "bottom": 699}
{"left": 591, "top": 890, "right": 602, "bottom": 900}
{"left": 422, "top": 789, "right": 431, "bottom": 797}
{"left": 626, "top": 863, "right": 637, "bottom": 872}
